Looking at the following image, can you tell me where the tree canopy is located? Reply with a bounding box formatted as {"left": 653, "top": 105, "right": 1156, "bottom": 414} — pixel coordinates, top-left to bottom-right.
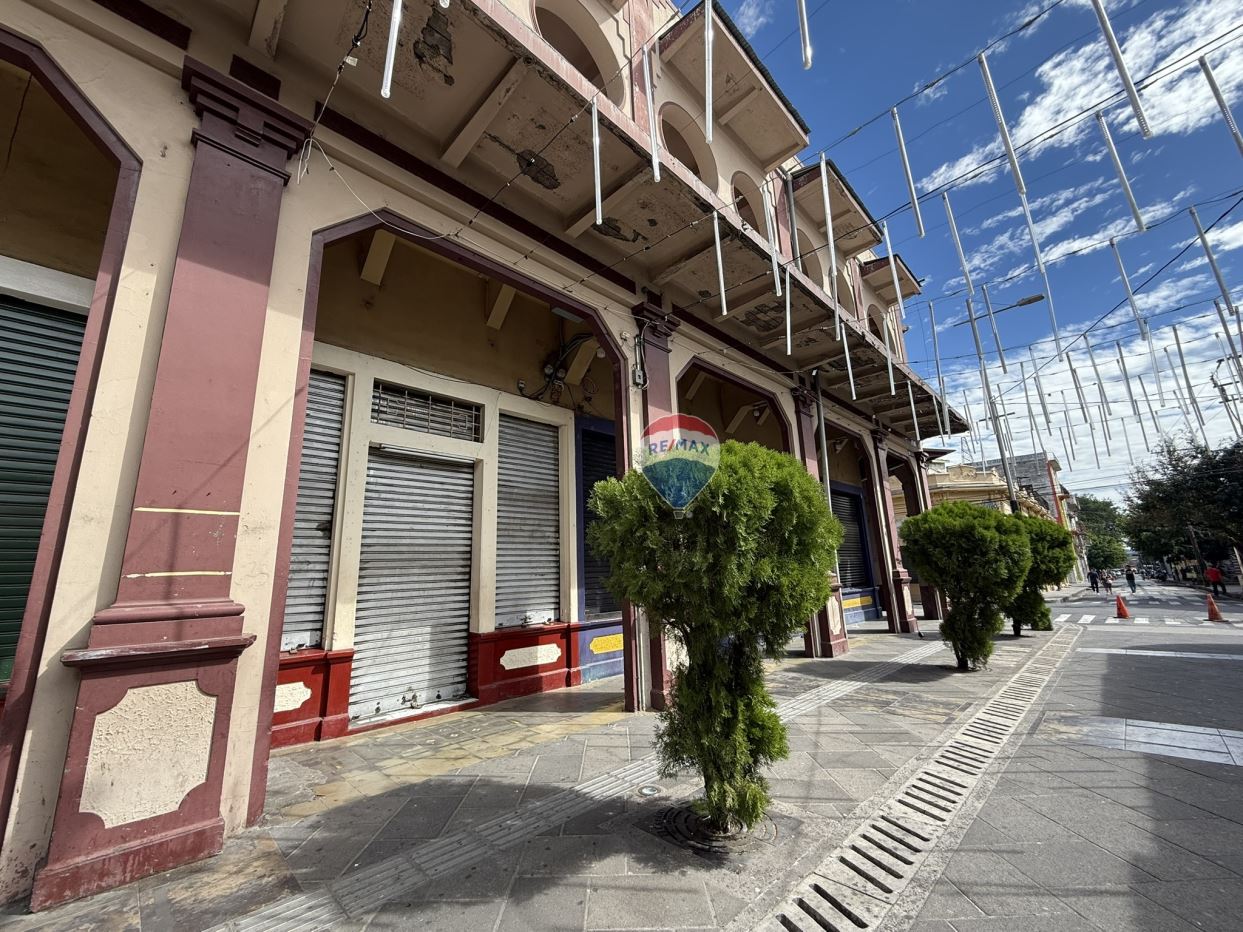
{"left": 900, "top": 502, "right": 1031, "bottom": 670}
{"left": 587, "top": 440, "right": 842, "bottom": 832}
{"left": 1086, "top": 535, "right": 1128, "bottom": 571}
{"left": 1008, "top": 515, "right": 1076, "bottom": 635}
{"left": 1123, "top": 438, "right": 1242, "bottom": 565}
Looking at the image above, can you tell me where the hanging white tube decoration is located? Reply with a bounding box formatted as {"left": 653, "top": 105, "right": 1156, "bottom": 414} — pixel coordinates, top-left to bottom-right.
{"left": 1095, "top": 394, "right": 1113, "bottom": 453}
{"left": 980, "top": 283, "right": 1008, "bottom": 373}
{"left": 380, "top": 0, "right": 404, "bottom": 99}
{"left": 1059, "top": 390, "right": 1078, "bottom": 457}
{"left": 1020, "top": 361, "right": 1044, "bottom": 457}
{"left": 842, "top": 325, "right": 857, "bottom": 400}
{"left": 1191, "top": 206, "right": 1238, "bottom": 314}
{"left": 907, "top": 381, "right": 922, "bottom": 447}
{"left": 1085, "top": 341, "right": 1112, "bottom": 417}
{"left": 979, "top": 55, "right": 1063, "bottom": 356}
{"left": 1089, "top": 0, "right": 1152, "bottom": 138}
{"left": 891, "top": 108, "right": 924, "bottom": 238}
{"left": 963, "top": 393, "right": 982, "bottom": 468}
{"left": 704, "top": 2, "right": 714, "bottom": 144}
{"left": 1215, "top": 300, "right": 1243, "bottom": 389}
{"left": 1059, "top": 425, "right": 1076, "bottom": 466}
{"left": 1164, "top": 348, "right": 1191, "bottom": 417}
{"left": 929, "top": 301, "right": 951, "bottom": 438}
{"left": 1086, "top": 407, "right": 1103, "bottom": 470}
{"left": 796, "top": 0, "right": 813, "bottom": 70}
{"left": 979, "top": 54, "right": 1026, "bottom": 193}
{"left": 1199, "top": 55, "right": 1243, "bottom": 158}
{"left": 1028, "top": 348, "right": 1054, "bottom": 433}
{"left": 1115, "top": 342, "right": 1149, "bottom": 450}
{"left": 1138, "top": 375, "right": 1165, "bottom": 441}
{"left": 642, "top": 44, "right": 661, "bottom": 183}
{"left": 943, "top": 192, "right": 975, "bottom": 296}
{"left": 762, "top": 183, "right": 782, "bottom": 297}
{"left": 1066, "top": 352, "right": 1092, "bottom": 423}
{"left": 819, "top": 154, "right": 840, "bottom": 337}
{"left": 1109, "top": 237, "right": 1164, "bottom": 405}
{"left": 591, "top": 98, "right": 603, "bottom": 227}
{"left": 1173, "top": 325, "right": 1208, "bottom": 434}
{"left": 1120, "top": 403, "right": 1134, "bottom": 464}
{"left": 1095, "top": 112, "right": 1145, "bottom": 232}
{"left": 712, "top": 211, "right": 727, "bottom": 317}
{"left": 881, "top": 221, "right": 903, "bottom": 395}
{"left": 784, "top": 265, "right": 792, "bottom": 355}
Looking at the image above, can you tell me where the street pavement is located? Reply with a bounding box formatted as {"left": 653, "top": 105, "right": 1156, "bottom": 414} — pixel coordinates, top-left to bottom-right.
{"left": 5, "top": 594, "right": 1243, "bottom": 930}
{"left": 1052, "top": 578, "right": 1243, "bottom": 629}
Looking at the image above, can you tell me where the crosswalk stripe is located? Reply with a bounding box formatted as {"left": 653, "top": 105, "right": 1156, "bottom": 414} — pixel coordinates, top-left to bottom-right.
{"left": 1166, "top": 619, "right": 1183, "bottom": 625}
{"left": 1134, "top": 617, "right": 1149, "bottom": 624}
{"left": 1078, "top": 614, "right": 1094, "bottom": 624}
{"left": 1105, "top": 619, "right": 1120, "bottom": 624}
{"left": 1054, "top": 614, "right": 1070, "bottom": 623}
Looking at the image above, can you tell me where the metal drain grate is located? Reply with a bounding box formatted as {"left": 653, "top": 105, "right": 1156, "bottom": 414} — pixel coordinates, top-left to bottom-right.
{"left": 221, "top": 641, "right": 946, "bottom": 931}
{"left": 764, "top": 626, "right": 1080, "bottom": 932}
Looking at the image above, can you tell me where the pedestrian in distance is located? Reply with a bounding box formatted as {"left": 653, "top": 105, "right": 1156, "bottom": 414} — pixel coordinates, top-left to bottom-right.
{"left": 1206, "top": 563, "right": 1226, "bottom": 597}
{"left": 1125, "top": 566, "right": 1137, "bottom": 594}
{"left": 1102, "top": 572, "right": 1113, "bottom": 595}
{"left": 1088, "top": 568, "right": 1100, "bottom": 593}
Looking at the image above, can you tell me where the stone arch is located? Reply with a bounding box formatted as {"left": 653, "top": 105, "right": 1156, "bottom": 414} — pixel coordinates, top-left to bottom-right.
{"left": 730, "top": 171, "right": 766, "bottom": 237}
{"left": 866, "top": 302, "right": 886, "bottom": 342}
{"left": 533, "top": 0, "right": 626, "bottom": 105}
{"left": 835, "top": 267, "right": 856, "bottom": 319}
{"left": 659, "top": 102, "right": 718, "bottom": 192}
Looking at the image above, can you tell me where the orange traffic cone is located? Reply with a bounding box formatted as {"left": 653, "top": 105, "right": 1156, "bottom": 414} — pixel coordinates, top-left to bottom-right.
{"left": 1115, "top": 595, "right": 1130, "bottom": 619}
{"left": 1208, "top": 594, "right": 1226, "bottom": 623}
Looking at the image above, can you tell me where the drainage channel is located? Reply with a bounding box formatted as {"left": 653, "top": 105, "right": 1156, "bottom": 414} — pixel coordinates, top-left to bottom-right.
{"left": 223, "top": 640, "right": 946, "bottom": 931}
{"left": 762, "top": 626, "right": 1080, "bottom": 932}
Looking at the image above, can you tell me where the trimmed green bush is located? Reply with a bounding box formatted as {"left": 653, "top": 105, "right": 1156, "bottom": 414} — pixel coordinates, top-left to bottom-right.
{"left": 587, "top": 441, "right": 842, "bottom": 832}
{"left": 1008, "top": 515, "right": 1076, "bottom": 635}
{"left": 899, "top": 502, "right": 1031, "bottom": 670}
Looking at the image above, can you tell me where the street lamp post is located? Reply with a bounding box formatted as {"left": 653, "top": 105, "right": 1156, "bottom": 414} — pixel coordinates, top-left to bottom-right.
{"left": 956, "top": 294, "right": 1045, "bottom": 514}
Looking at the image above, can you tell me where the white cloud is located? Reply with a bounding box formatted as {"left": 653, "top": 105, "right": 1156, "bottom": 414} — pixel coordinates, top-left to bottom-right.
{"left": 920, "top": 0, "right": 1243, "bottom": 195}
{"left": 734, "top": 0, "right": 773, "bottom": 36}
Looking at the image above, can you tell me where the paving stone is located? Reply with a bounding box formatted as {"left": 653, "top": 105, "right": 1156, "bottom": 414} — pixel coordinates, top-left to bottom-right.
{"left": 943, "top": 850, "right": 1075, "bottom": 918}
{"left": 914, "top": 879, "right": 986, "bottom": 920}
{"left": 417, "top": 853, "right": 522, "bottom": 902}
{"left": 585, "top": 875, "right": 714, "bottom": 930}
{"left": 498, "top": 877, "right": 589, "bottom": 931}
{"left": 1128, "top": 877, "right": 1243, "bottom": 931}
{"left": 996, "top": 837, "right": 1155, "bottom": 888}
{"left": 1050, "top": 885, "right": 1203, "bottom": 931}
{"left": 807, "top": 749, "right": 894, "bottom": 770}
{"left": 516, "top": 835, "right": 629, "bottom": 877}
{"left": 369, "top": 895, "right": 506, "bottom": 930}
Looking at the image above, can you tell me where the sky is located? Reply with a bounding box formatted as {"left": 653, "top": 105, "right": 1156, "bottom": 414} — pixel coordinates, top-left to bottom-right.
{"left": 721, "top": 0, "right": 1243, "bottom": 502}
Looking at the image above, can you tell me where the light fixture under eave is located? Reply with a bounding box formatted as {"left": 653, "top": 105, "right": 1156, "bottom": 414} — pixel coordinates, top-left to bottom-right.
{"left": 551, "top": 306, "right": 583, "bottom": 322}
{"left": 381, "top": 0, "right": 403, "bottom": 99}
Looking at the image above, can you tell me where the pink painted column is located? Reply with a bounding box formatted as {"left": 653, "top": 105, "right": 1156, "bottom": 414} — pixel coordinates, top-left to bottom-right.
{"left": 631, "top": 302, "right": 681, "bottom": 710}
{"left": 32, "top": 60, "right": 310, "bottom": 910}
{"left": 872, "top": 432, "right": 920, "bottom": 636}
{"left": 792, "top": 387, "right": 849, "bottom": 657}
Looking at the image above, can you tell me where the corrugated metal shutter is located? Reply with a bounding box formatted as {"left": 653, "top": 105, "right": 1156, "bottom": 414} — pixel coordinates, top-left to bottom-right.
{"left": 0, "top": 300, "right": 85, "bottom": 681}
{"left": 495, "top": 414, "right": 560, "bottom": 627}
{"left": 350, "top": 449, "right": 473, "bottom": 721}
{"left": 371, "top": 381, "right": 481, "bottom": 442}
{"left": 831, "top": 491, "right": 870, "bottom": 588}
{"left": 281, "top": 370, "right": 346, "bottom": 651}
{"left": 580, "top": 428, "right": 619, "bottom": 617}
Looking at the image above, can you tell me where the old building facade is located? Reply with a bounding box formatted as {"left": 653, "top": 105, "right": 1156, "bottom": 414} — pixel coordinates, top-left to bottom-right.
{"left": 0, "top": 0, "right": 960, "bottom": 907}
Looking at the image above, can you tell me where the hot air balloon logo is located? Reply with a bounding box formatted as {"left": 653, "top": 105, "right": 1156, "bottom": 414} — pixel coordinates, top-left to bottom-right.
{"left": 639, "top": 414, "right": 720, "bottom": 517}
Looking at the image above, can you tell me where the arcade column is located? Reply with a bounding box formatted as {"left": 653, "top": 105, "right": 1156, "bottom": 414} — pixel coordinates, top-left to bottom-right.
{"left": 871, "top": 431, "right": 920, "bottom": 635}
{"left": 791, "top": 387, "right": 849, "bottom": 657}
{"left": 630, "top": 302, "right": 681, "bottom": 711}
{"left": 31, "top": 60, "right": 311, "bottom": 909}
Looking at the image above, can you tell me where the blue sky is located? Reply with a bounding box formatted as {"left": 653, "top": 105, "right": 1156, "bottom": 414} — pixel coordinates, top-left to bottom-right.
{"left": 724, "top": 0, "right": 1243, "bottom": 500}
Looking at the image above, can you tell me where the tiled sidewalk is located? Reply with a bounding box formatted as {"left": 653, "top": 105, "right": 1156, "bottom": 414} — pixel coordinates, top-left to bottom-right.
{"left": 0, "top": 629, "right": 1053, "bottom": 931}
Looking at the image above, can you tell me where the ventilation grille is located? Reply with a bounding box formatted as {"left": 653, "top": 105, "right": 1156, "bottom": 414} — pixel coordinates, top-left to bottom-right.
{"left": 371, "top": 381, "right": 482, "bottom": 442}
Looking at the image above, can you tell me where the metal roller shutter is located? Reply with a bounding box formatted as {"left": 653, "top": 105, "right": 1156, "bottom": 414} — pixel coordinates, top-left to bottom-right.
{"left": 281, "top": 370, "right": 346, "bottom": 651}
{"left": 831, "top": 491, "right": 870, "bottom": 589}
{"left": 350, "top": 449, "right": 474, "bottom": 721}
{"left": 580, "top": 429, "right": 619, "bottom": 617}
{"left": 496, "top": 414, "right": 560, "bottom": 627}
{"left": 0, "top": 299, "right": 85, "bottom": 681}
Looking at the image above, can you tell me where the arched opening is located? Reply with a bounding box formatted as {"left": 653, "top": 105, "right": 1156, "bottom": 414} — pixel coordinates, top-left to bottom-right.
{"left": 0, "top": 29, "right": 138, "bottom": 893}
{"left": 796, "top": 230, "right": 825, "bottom": 289}
{"left": 533, "top": 0, "right": 625, "bottom": 105}
{"left": 675, "top": 361, "right": 789, "bottom": 453}
{"left": 835, "top": 268, "right": 856, "bottom": 319}
{"left": 867, "top": 303, "right": 886, "bottom": 343}
{"left": 660, "top": 103, "right": 718, "bottom": 192}
{"left": 731, "top": 171, "right": 766, "bottom": 237}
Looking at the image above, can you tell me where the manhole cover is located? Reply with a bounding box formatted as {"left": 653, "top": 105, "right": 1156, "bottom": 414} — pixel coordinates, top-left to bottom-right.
{"left": 645, "top": 804, "right": 779, "bottom": 858}
{"left": 638, "top": 785, "right": 661, "bottom": 797}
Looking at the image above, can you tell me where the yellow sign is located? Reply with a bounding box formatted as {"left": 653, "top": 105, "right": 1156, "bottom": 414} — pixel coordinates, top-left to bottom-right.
{"left": 842, "top": 595, "right": 874, "bottom": 609}
{"left": 589, "top": 633, "right": 624, "bottom": 655}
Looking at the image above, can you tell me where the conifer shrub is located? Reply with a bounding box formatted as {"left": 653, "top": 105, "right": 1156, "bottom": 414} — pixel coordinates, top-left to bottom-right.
{"left": 1007, "top": 515, "right": 1076, "bottom": 635}
{"left": 899, "top": 502, "right": 1031, "bottom": 670}
{"left": 587, "top": 441, "right": 842, "bottom": 832}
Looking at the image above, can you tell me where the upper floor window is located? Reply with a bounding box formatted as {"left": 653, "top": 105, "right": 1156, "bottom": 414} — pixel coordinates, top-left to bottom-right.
{"left": 534, "top": 0, "right": 625, "bottom": 105}
{"left": 660, "top": 102, "right": 718, "bottom": 192}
